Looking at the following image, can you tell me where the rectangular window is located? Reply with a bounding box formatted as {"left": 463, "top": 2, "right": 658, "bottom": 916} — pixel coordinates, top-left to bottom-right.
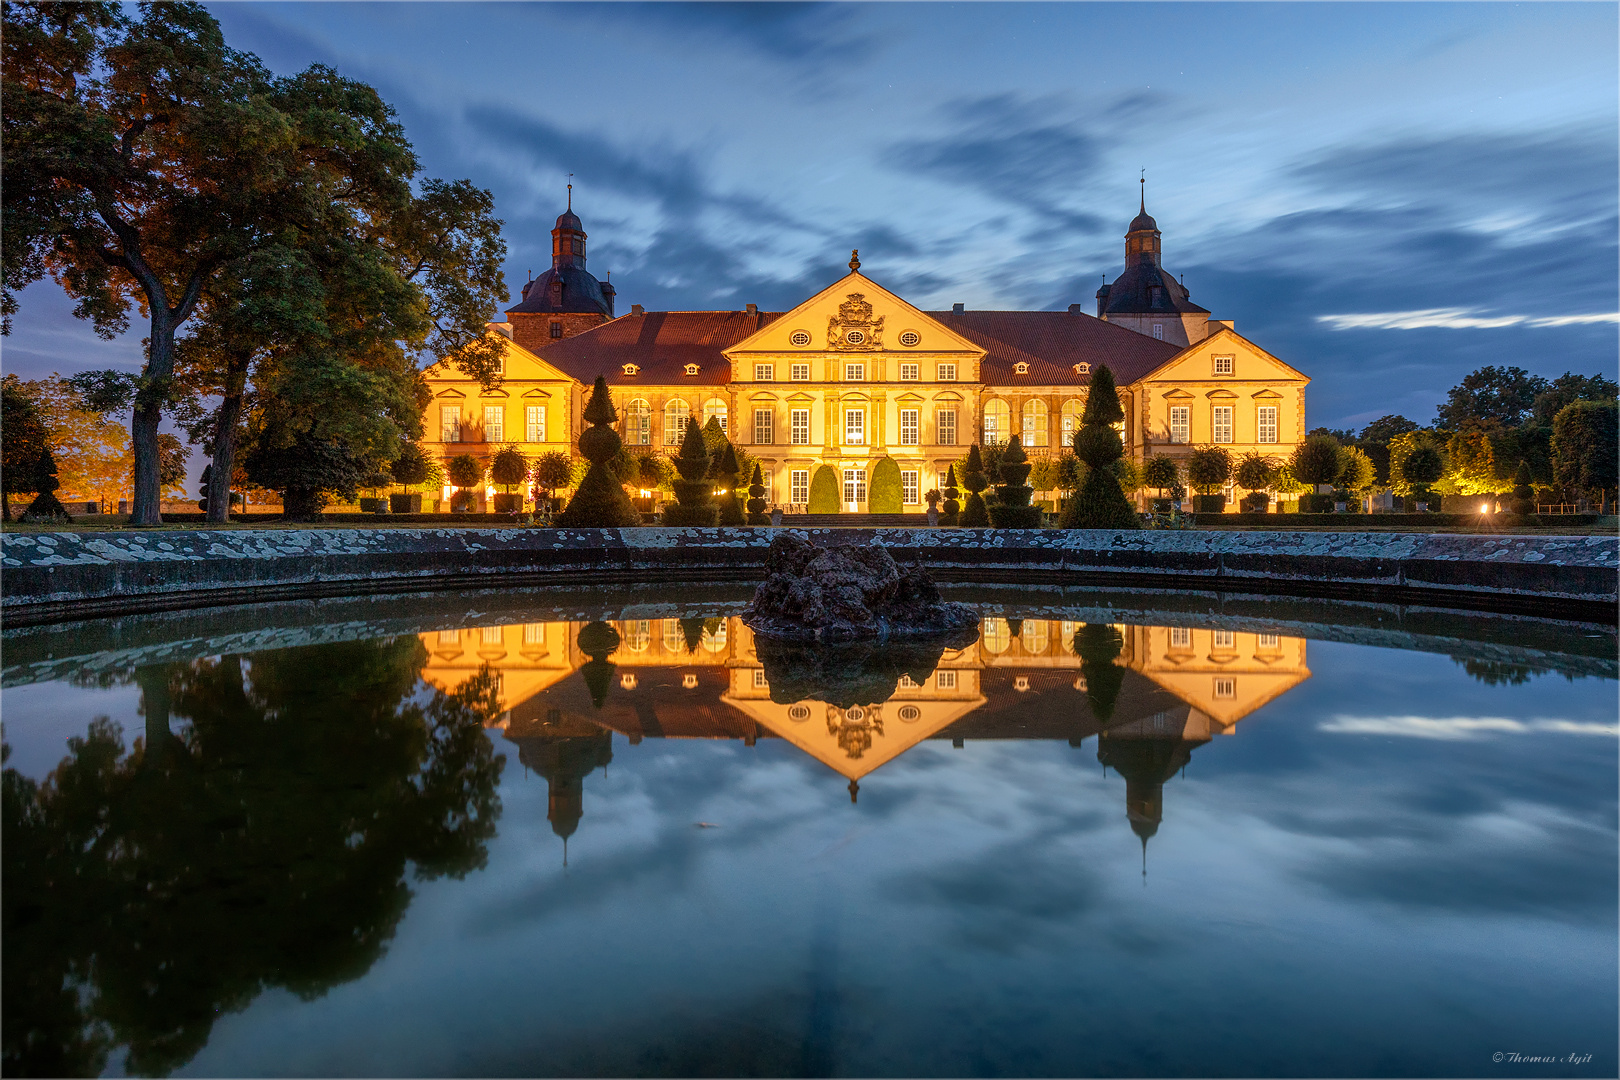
{"left": 441, "top": 405, "right": 461, "bottom": 443}
{"left": 935, "top": 670, "right": 957, "bottom": 689}
{"left": 790, "top": 469, "right": 809, "bottom": 505}
{"left": 526, "top": 405, "right": 546, "bottom": 443}
{"left": 901, "top": 469, "right": 919, "bottom": 505}
{"left": 937, "top": 409, "right": 957, "bottom": 446}
{"left": 1257, "top": 633, "right": 1280, "bottom": 649}
{"left": 1213, "top": 354, "right": 1234, "bottom": 376}
{"left": 1169, "top": 406, "right": 1190, "bottom": 444}
{"left": 438, "top": 629, "right": 460, "bottom": 645}
{"left": 844, "top": 408, "right": 865, "bottom": 445}
{"left": 754, "top": 363, "right": 774, "bottom": 381}
{"left": 523, "top": 623, "right": 546, "bottom": 645}
{"left": 1169, "top": 627, "right": 1191, "bottom": 648}
{"left": 754, "top": 408, "right": 773, "bottom": 445}
{"left": 897, "top": 674, "right": 918, "bottom": 689}
{"left": 843, "top": 468, "right": 867, "bottom": 505}
{"left": 550, "top": 321, "right": 562, "bottom": 339}
{"left": 1213, "top": 629, "right": 1235, "bottom": 649}
{"left": 790, "top": 408, "right": 810, "bottom": 446}
{"left": 752, "top": 668, "right": 768, "bottom": 688}
{"left": 1212, "top": 405, "right": 1233, "bottom": 444}
{"left": 1152, "top": 323, "right": 1164, "bottom": 340}
{"left": 481, "top": 626, "right": 503, "bottom": 644}
{"left": 1213, "top": 677, "right": 1236, "bottom": 699}
{"left": 790, "top": 363, "right": 810, "bottom": 381}
{"left": 1257, "top": 406, "right": 1278, "bottom": 444}
{"left": 900, "top": 363, "right": 919, "bottom": 381}
{"left": 937, "top": 363, "right": 956, "bottom": 381}
{"left": 845, "top": 363, "right": 864, "bottom": 381}
{"left": 899, "top": 408, "right": 919, "bottom": 446}
{"left": 484, "top": 405, "right": 504, "bottom": 443}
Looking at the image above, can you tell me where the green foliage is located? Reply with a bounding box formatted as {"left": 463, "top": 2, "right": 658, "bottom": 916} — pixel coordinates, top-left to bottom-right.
{"left": 662, "top": 417, "right": 717, "bottom": 526}
{"left": 1060, "top": 465, "right": 1139, "bottom": 530}
{"left": 1388, "top": 429, "right": 1445, "bottom": 496}
{"left": 636, "top": 453, "right": 674, "bottom": 494}
{"left": 988, "top": 438, "right": 1041, "bottom": 528}
{"left": 560, "top": 375, "right": 639, "bottom": 527}
{"left": 869, "top": 457, "right": 904, "bottom": 514}
{"left": 577, "top": 377, "right": 622, "bottom": 465}
{"left": 1551, "top": 400, "right": 1618, "bottom": 501}
{"left": 807, "top": 464, "right": 841, "bottom": 514}
{"left": 1437, "top": 366, "right": 1548, "bottom": 430}
{"left": 1505, "top": 460, "right": 1536, "bottom": 516}
{"left": 962, "top": 443, "right": 989, "bottom": 494}
{"left": 1336, "top": 446, "right": 1377, "bottom": 494}
{"left": 1, "top": 375, "right": 53, "bottom": 518}
{"left": 1072, "top": 423, "right": 1123, "bottom": 468}
{"left": 959, "top": 492, "right": 989, "bottom": 527}
{"left": 1071, "top": 623, "right": 1126, "bottom": 721}
{"left": 1143, "top": 454, "right": 1179, "bottom": 495}
{"left": 446, "top": 453, "right": 483, "bottom": 489}
{"left": 1110, "top": 455, "right": 1142, "bottom": 495}
{"left": 1185, "top": 445, "right": 1233, "bottom": 494}
{"left": 390, "top": 443, "right": 430, "bottom": 488}
{"left": 1234, "top": 452, "right": 1276, "bottom": 492}
{"left": 1358, "top": 415, "right": 1420, "bottom": 445}
{"left": 1289, "top": 434, "right": 1342, "bottom": 489}
{"left": 1439, "top": 429, "right": 1497, "bottom": 495}
{"left": 1533, "top": 372, "right": 1619, "bottom": 426}
{"left": 715, "top": 443, "right": 745, "bottom": 526}
{"left": 1403, "top": 445, "right": 1445, "bottom": 504}
{"left": 489, "top": 445, "right": 529, "bottom": 492}
{"left": 746, "top": 463, "right": 768, "bottom": 524}
{"left": 532, "top": 450, "right": 573, "bottom": 498}
{"left": 1081, "top": 364, "right": 1124, "bottom": 426}
{"left": 241, "top": 427, "right": 371, "bottom": 520}
{"left": 941, "top": 464, "right": 960, "bottom": 522}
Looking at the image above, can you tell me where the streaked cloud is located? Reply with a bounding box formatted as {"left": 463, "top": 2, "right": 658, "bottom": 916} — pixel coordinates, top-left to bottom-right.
{"left": 1317, "top": 309, "right": 1620, "bottom": 331}
{"left": 1319, "top": 715, "right": 1619, "bottom": 740}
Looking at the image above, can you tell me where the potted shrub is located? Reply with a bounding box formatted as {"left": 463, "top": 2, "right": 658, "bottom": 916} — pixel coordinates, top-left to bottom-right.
{"left": 925, "top": 487, "right": 941, "bottom": 526}
{"left": 447, "top": 453, "right": 483, "bottom": 513}
{"left": 1402, "top": 445, "right": 1445, "bottom": 512}
{"left": 1289, "top": 434, "right": 1343, "bottom": 513}
{"left": 1143, "top": 455, "right": 1179, "bottom": 514}
{"left": 490, "top": 444, "right": 529, "bottom": 513}
{"left": 389, "top": 443, "right": 429, "bottom": 514}
{"left": 1185, "top": 445, "right": 1233, "bottom": 514}
{"left": 1235, "top": 452, "right": 1276, "bottom": 514}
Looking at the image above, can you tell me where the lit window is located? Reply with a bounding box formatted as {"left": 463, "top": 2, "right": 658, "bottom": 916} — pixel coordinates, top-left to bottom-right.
{"left": 663, "top": 399, "right": 691, "bottom": 445}
{"left": 1073, "top": 362, "right": 1091, "bottom": 375}
{"left": 702, "top": 622, "right": 727, "bottom": 653}
{"left": 790, "top": 363, "right": 810, "bottom": 381}
{"left": 1213, "top": 355, "right": 1234, "bottom": 376}
{"left": 937, "top": 363, "right": 957, "bottom": 381}
{"left": 526, "top": 405, "right": 545, "bottom": 443}
{"left": 1214, "top": 677, "right": 1236, "bottom": 699}
{"left": 624, "top": 620, "right": 651, "bottom": 652}
{"left": 1013, "top": 361, "right": 1030, "bottom": 375}
{"left": 684, "top": 363, "right": 700, "bottom": 376}
{"left": 898, "top": 674, "right": 918, "bottom": 689}
{"left": 1213, "top": 629, "right": 1235, "bottom": 649}
{"left": 523, "top": 623, "right": 545, "bottom": 645}
{"left": 754, "top": 363, "right": 773, "bottom": 381}
{"left": 703, "top": 397, "right": 728, "bottom": 432}
{"left": 483, "top": 405, "right": 504, "bottom": 443}
{"left": 1152, "top": 323, "right": 1164, "bottom": 340}
{"left": 682, "top": 673, "right": 699, "bottom": 689}
{"left": 788, "top": 703, "right": 811, "bottom": 720}
{"left": 981, "top": 618, "right": 1009, "bottom": 653}
{"left": 844, "top": 408, "right": 865, "bottom": 445}
{"left": 790, "top": 469, "right": 809, "bottom": 504}
{"left": 982, "top": 399, "right": 1009, "bottom": 444}
{"left": 1258, "top": 406, "right": 1278, "bottom": 444}
{"left": 662, "top": 618, "right": 685, "bottom": 652}
{"left": 901, "top": 469, "right": 919, "bottom": 505}
{"left": 845, "top": 363, "right": 864, "bottom": 381}
{"left": 1061, "top": 399, "right": 1084, "bottom": 444}
{"left": 842, "top": 467, "right": 867, "bottom": 505}
{"left": 438, "top": 629, "right": 461, "bottom": 645}
{"left": 1021, "top": 620, "right": 1049, "bottom": 654}
{"left": 900, "top": 408, "right": 919, "bottom": 446}
{"left": 1021, "top": 399, "right": 1049, "bottom": 447}
{"left": 1213, "top": 405, "right": 1233, "bottom": 444}
{"left": 900, "top": 363, "right": 919, "bottom": 381}
{"left": 936, "top": 670, "right": 957, "bottom": 689}
{"left": 754, "top": 408, "right": 773, "bottom": 445}
{"left": 623, "top": 398, "right": 650, "bottom": 445}
{"left": 936, "top": 408, "right": 957, "bottom": 446}
{"left": 790, "top": 408, "right": 810, "bottom": 445}
{"left": 899, "top": 330, "right": 921, "bottom": 347}
{"left": 1169, "top": 406, "right": 1190, "bottom": 444}
{"left": 441, "top": 405, "right": 461, "bottom": 443}
{"left": 620, "top": 674, "right": 638, "bottom": 690}
{"left": 622, "top": 363, "right": 640, "bottom": 376}
{"left": 789, "top": 329, "right": 812, "bottom": 348}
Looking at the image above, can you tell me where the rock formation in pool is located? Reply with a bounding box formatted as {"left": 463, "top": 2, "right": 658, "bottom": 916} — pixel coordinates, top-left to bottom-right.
{"left": 742, "top": 532, "right": 980, "bottom": 645}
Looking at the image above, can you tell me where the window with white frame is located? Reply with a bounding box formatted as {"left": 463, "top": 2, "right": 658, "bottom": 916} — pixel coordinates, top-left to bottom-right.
{"left": 523, "top": 622, "right": 545, "bottom": 645}
{"left": 481, "top": 625, "right": 503, "bottom": 645}
{"left": 790, "top": 408, "right": 810, "bottom": 445}
{"left": 1213, "top": 676, "right": 1236, "bottom": 699}
{"left": 790, "top": 469, "right": 809, "bottom": 505}
{"left": 1257, "top": 405, "right": 1278, "bottom": 444}
{"left": 703, "top": 397, "right": 728, "bottom": 432}
{"left": 754, "top": 363, "right": 774, "bottom": 381}
{"left": 1212, "top": 629, "right": 1235, "bottom": 649}
{"left": 1258, "top": 633, "right": 1280, "bottom": 649}
{"left": 753, "top": 668, "right": 768, "bottom": 688}
{"left": 790, "top": 363, "right": 810, "bottom": 381}
{"left": 901, "top": 469, "right": 919, "bottom": 505}
{"left": 982, "top": 399, "right": 1009, "bottom": 443}
{"left": 1212, "top": 405, "right": 1233, "bottom": 444}
{"left": 845, "top": 362, "right": 864, "bottom": 381}
{"left": 623, "top": 399, "right": 650, "bottom": 445}
{"left": 899, "top": 408, "right": 919, "bottom": 446}
{"left": 900, "top": 363, "right": 919, "bottom": 381}
{"left": 1153, "top": 323, "right": 1164, "bottom": 340}
{"left": 483, "top": 405, "right": 504, "bottom": 442}
{"left": 441, "top": 405, "right": 461, "bottom": 443}
{"left": 754, "top": 408, "right": 774, "bottom": 445}
{"left": 937, "top": 408, "right": 957, "bottom": 445}
{"left": 1021, "top": 399, "right": 1049, "bottom": 447}
{"left": 843, "top": 468, "right": 867, "bottom": 505}
{"left": 1169, "top": 626, "right": 1192, "bottom": 649}
{"left": 1169, "top": 405, "right": 1190, "bottom": 444}
{"left": 526, "top": 405, "right": 545, "bottom": 443}
{"left": 663, "top": 399, "right": 690, "bottom": 445}
{"left": 1213, "top": 354, "right": 1235, "bottom": 376}
{"left": 844, "top": 408, "right": 865, "bottom": 445}
{"left": 937, "top": 363, "right": 957, "bottom": 381}
{"left": 935, "top": 669, "right": 957, "bottom": 689}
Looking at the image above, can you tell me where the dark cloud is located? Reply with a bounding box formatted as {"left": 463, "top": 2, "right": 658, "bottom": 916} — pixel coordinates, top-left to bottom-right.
{"left": 547, "top": 2, "right": 884, "bottom": 67}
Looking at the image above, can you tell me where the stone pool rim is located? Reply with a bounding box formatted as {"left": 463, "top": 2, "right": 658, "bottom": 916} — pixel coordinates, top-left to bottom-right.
{"left": 3, "top": 526, "right": 1616, "bottom": 628}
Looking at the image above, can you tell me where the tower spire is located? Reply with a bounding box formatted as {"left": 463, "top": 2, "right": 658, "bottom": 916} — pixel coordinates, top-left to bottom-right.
{"left": 1140, "top": 171, "right": 1146, "bottom": 214}
{"left": 567, "top": 173, "right": 573, "bottom": 211}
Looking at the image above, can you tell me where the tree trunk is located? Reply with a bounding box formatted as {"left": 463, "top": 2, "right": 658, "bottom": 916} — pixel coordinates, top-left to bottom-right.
{"left": 205, "top": 384, "right": 245, "bottom": 524}
{"left": 129, "top": 304, "right": 176, "bottom": 526}
{"left": 137, "top": 665, "right": 172, "bottom": 765}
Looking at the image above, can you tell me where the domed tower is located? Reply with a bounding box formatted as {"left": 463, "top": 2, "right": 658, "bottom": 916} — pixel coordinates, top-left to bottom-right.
{"left": 513, "top": 725, "right": 614, "bottom": 863}
{"left": 1095, "top": 180, "right": 1210, "bottom": 347}
{"left": 506, "top": 184, "right": 617, "bottom": 352}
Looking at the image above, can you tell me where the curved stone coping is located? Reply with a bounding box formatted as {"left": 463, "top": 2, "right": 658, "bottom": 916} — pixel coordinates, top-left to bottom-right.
{"left": 2, "top": 526, "right": 1615, "bottom": 627}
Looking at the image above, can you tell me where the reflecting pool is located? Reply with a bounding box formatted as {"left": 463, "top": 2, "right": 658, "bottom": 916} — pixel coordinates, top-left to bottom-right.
{"left": 3, "top": 592, "right": 1615, "bottom": 1078}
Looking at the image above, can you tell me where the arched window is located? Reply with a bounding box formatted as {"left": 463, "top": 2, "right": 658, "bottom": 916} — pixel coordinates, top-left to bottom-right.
{"left": 703, "top": 397, "right": 728, "bottom": 433}
{"left": 663, "top": 399, "right": 691, "bottom": 445}
{"left": 981, "top": 617, "right": 1010, "bottom": 654}
{"left": 982, "top": 399, "right": 1009, "bottom": 444}
{"left": 702, "top": 621, "right": 728, "bottom": 653}
{"left": 1021, "top": 399, "right": 1049, "bottom": 447}
{"left": 623, "top": 398, "right": 651, "bottom": 445}
{"left": 1020, "top": 620, "right": 1050, "bottom": 655}
{"left": 661, "top": 618, "right": 686, "bottom": 653}
{"left": 1060, "top": 399, "right": 1085, "bottom": 446}
{"left": 623, "top": 620, "right": 651, "bottom": 652}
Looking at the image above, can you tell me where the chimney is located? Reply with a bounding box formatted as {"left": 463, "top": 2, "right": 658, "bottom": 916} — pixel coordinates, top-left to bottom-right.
{"left": 745, "top": 303, "right": 757, "bottom": 315}
{"left": 631, "top": 304, "right": 645, "bottom": 316}
{"left": 1067, "top": 304, "right": 1084, "bottom": 315}
{"left": 486, "top": 321, "right": 513, "bottom": 340}
{"left": 952, "top": 302, "right": 964, "bottom": 313}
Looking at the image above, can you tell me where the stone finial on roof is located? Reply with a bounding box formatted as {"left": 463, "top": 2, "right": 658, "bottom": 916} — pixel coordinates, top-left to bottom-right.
{"left": 849, "top": 249, "right": 860, "bottom": 271}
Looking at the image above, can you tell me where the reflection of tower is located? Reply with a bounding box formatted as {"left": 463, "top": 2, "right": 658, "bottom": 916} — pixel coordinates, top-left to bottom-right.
{"left": 506, "top": 710, "right": 614, "bottom": 862}
{"left": 1096, "top": 709, "right": 1208, "bottom": 873}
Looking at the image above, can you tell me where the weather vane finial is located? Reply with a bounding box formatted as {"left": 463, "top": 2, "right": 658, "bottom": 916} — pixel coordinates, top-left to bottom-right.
{"left": 1140, "top": 170, "right": 1146, "bottom": 213}
{"left": 849, "top": 249, "right": 860, "bottom": 271}
{"left": 567, "top": 173, "right": 573, "bottom": 211}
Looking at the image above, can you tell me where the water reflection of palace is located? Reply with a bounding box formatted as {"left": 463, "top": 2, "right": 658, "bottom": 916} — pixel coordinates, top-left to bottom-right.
{"left": 421, "top": 618, "right": 1309, "bottom": 853}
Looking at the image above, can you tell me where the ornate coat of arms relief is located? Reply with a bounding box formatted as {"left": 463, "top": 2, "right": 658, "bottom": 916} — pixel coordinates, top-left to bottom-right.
{"left": 827, "top": 293, "right": 884, "bottom": 351}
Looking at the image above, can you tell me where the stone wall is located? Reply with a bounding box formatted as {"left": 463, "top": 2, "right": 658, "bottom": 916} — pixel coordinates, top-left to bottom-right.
{"left": 3, "top": 527, "right": 1615, "bottom": 626}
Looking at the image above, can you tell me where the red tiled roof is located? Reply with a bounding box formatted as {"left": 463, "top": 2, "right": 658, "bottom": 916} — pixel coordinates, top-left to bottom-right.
{"left": 926, "top": 310, "right": 1182, "bottom": 387}
{"left": 534, "top": 310, "right": 782, "bottom": 386}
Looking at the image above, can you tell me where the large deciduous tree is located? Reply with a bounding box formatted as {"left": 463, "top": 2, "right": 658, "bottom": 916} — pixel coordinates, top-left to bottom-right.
{"left": 1551, "top": 401, "right": 1618, "bottom": 511}
{"left": 1435, "top": 366, "right": 1548, "bottom": 431}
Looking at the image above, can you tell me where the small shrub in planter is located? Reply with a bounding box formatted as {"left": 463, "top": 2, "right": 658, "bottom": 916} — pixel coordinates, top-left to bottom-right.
{"left": 1239, "top": 492, "right": 1269, "bottom": 512}
{"left": 390, "top": 493, "right": 422, "bottom": 514}
{"left": 493, "top": 493, "right": 523, "bottom": 513}
{"left": 450, "top": 491, "right": 478, "bottom": 513}
{"left": 1300, "top": 493, "right": 1336, "bottom": 513}
{"left": 358, "top": 497, "right": 388, "bottom": 514}
{"left": 1193, "top": 493, "right": 1226, "bottom": 513}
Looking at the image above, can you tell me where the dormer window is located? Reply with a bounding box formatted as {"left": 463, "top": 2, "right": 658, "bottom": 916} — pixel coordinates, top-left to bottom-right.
{"left": 622, "top": 363, "right": 640, "bottom": 376}
{"left": 1013, "top": 362, "right": 1030, "bottom": 375}
{"left": 1073, "top": 362, "right": 1091, "bottom": 375}
{"left": 684, "top": 363, "right": 700, "bottom": 376}
{"left": 1212, "top": 355, "right": 1234, "bottom": 376}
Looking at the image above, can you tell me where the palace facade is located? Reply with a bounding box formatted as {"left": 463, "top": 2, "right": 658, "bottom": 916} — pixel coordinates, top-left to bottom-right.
{"left": 422, "top": 191, "right": 1310, "bottom": 511}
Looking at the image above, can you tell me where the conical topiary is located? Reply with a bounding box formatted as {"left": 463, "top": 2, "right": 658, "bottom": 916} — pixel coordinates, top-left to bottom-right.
{"left": 745, "top": 463, "right": 769, "bottom": 524}
{"left": 662, "top": 416, "right": 718, "bottom": 526}
{"left": 558, "top": 377, "right": 642, "bottom": 528}
{"left": 716, "top": 442, "right": 745, "bottom": 526}
{"left": 988, "top": 437, "right": 1042, "bottom": 528}
{"left": 22, "top": 447, "right": 71, "bottom": 522}
{"left": 1061, "top": 364, "right": 1139, "bottom": 530}
{"left": 1072, "top": 622, "right": 1126, "bottom": 722}
{"left": 941, "top": 464, "right": 960, "bottom": 524}
{"left": 577, "top": 621, "right": 621, "bottom": 708}
{"left": 959, "top": 444, "right": 990, "bottom": 526}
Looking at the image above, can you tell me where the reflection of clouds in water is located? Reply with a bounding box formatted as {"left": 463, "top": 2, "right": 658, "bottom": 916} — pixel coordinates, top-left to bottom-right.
{"left": 1320, "top": 715, "right": 1618, "bottom": 739}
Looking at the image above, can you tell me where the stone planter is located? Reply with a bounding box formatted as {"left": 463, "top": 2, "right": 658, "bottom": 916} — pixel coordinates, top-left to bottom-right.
{"left": 389, "top": 493, "right": 423, "bottom": 514}
{"left": 1193, "top": 494, "right": 1226, "bottom": 513}
{"left": 493, "top": 493, "right": 523, "bottom": 513}
{"left": 358, "top": 497, "right": 388, "bottom": 514}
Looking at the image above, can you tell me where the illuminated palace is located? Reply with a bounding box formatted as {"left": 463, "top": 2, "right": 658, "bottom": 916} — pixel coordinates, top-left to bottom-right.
{"left": 421, "top": 617, "right": 1311, "bottom": 854}
{"left": 422, "top": 188, "right": 1310, "bottom": 511}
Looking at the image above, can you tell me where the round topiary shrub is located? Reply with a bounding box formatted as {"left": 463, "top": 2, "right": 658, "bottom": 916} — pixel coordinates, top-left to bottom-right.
{"left": 869, "top": 457, "right": 903, "bottom": 514}
{"left": 941, "top": 464, "right": 961, "bottom": 524}
{"left": 959, "top": 444, "right": 990, "bottom": 526}
{"left": 988, "top": 438, "right": 1041, "bottom": 528}
{"left": 808, "top": 464, "right": 841, "bottom": 514}
{"left": 746, "top": 463, "right": 768, "bottom": 524}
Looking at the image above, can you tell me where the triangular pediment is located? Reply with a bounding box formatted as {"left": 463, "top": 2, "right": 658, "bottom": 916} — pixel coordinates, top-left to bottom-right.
{"left": 725, "top": 271, "right": 985, "bottom": 359}
{"left": 1140, "top": 328, "right": 1310, "bottom": 385}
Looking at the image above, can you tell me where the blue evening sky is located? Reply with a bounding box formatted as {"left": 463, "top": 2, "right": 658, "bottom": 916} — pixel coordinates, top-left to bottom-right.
{"left": 5, "top": 2, "right": 1617, "bottom": 430}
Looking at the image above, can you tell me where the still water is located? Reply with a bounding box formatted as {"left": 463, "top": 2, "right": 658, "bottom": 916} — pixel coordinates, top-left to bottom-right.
{"left": 2, "top": 591, "right": 1615, "bottom": 1078}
